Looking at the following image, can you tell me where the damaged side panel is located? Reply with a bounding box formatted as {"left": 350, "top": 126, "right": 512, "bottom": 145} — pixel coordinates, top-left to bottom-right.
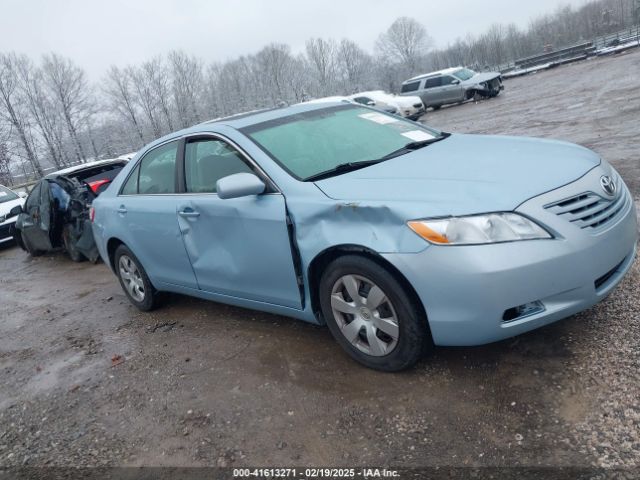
{"left": 17, "top": 177, "right": 99, "bottom": 261}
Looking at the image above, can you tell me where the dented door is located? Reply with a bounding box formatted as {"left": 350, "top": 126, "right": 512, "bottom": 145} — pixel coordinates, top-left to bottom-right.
{"left": 177, "top": 193, "right": 302, "bottom": 309}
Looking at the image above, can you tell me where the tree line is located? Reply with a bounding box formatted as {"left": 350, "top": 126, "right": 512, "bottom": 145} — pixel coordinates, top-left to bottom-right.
{"left": 1, "top": 0, "right": 637, "bottom": 184}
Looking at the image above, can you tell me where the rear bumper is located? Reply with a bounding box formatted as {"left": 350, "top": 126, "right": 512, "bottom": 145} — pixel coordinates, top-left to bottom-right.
{"left": 383, "top": 173, "right": 638, "bottom": 346}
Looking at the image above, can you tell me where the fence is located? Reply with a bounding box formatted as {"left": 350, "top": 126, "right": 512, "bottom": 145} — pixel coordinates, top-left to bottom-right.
{"left": 492, "top": 25, "right": 640, "bottom": 77}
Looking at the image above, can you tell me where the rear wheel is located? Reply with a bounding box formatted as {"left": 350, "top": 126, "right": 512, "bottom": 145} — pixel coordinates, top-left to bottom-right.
{"left": 114, "top": 244, "right": 159, "bottom": 311}
{"left": 319, "top": 255, "right": 430, "bottom": 372}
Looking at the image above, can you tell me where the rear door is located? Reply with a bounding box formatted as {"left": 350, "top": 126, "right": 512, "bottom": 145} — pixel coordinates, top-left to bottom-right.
{"left": 422, "top": 76, "right": 444, "bottom": 106}
{"left": 176, "top": 135, "right": 302, "bottom": 308}
{"left": 116, "top": 140, "right": 198, "bottom": 289}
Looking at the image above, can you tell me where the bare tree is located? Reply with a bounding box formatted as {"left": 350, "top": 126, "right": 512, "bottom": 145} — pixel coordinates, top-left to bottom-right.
{"left": 42, "top": 53, "right": 90, "bottom": 163}
{"left": 168, "top": 51, "right": 204, "bottom": 128}
{"left": 337, "top": 39, "right": 373, "bottom": 92}
{"left": 0, "top": 53, "right": 43, "bottom": 176}
{"left": 14, "top": 55, "right": 68, "bottom": 168}
{"left": 145, "top": 57, "right": 174, "bottom": 132}
{"left": 305, "top": 38, "right": 338, "bottom": 96}
{"left": 103, "top": 65, "right": 146, "bottom": 146}
{"left": 376, "top": 17, "right": 433, "bottom": 75}
{"left": 130, "top": 65, "right": 162, "bottom": 139}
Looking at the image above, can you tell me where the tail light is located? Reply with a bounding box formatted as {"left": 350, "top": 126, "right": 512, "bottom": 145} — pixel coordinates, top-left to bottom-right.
{"left": 89, "top": 207, "right": 96, "bottom": 223}
{"left": 87, "top": 179, "right": 110, "bottom": 194}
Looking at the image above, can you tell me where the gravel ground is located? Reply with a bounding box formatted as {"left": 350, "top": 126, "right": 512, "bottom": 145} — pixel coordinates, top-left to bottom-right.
{"left": 0, "top": 50, "right": 638, "bottom": 472}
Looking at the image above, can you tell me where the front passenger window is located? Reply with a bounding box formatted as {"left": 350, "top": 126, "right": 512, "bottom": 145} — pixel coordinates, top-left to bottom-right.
{"left": 185, "top": 139, "right": 253, "bottom": 194}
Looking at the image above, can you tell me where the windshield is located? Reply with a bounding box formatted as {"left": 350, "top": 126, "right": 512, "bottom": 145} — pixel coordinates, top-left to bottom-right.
{"left": 242, "top": 105, "right": 442, "bottom": 180}
{"left": 453, "top": 68, "right": 476, "bottom": 81}
{"left": 0, "top": 185, "right": 19, "bottom": 204}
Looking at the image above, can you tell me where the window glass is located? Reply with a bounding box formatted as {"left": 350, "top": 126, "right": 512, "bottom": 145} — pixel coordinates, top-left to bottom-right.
{"left": 400, "top": 81, "right": 420, "bottom": 93}
{"left": 0, "top": 185, "right": 18, "bottom": 204}
{"left": 26, "top": 182, "right": 41, "bottom": 209}
{"left": 424, "top": 77, "right": 442, "bottom": 88}
{"left": 441, "top": 76, "right": 458, "bottom": 85}
{"left": 121, "top": 164, "right": 140, "bottom": 195}
{"left": 185, "top": 139, "right": 253, "bottom": 194}
{"left": 244, "top": 105, "right": 441, "bottom": 180}
{"left": 138, "top": 142, "right": 178, "bottom": 194}
{"left": 453, "top": 68, "right": 475, "bottom": 81}
{"left": 353, "top": 97, "right": 374, "bottom": 105}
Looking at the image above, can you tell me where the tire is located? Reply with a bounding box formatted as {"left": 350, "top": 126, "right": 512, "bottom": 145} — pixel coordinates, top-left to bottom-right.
{"left": 319, "top": 255, "right": 431, "bottom": 372}
{"left": 62, "top": 225, "right": 85, "bottom": 262}
{"left": 114, "top": 244, "right": 160, "bottom": 311}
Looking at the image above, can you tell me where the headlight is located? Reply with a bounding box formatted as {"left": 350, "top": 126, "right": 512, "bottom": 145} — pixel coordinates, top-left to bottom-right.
{"left": 408, "top": 213, "right": 552, "bottom": 245}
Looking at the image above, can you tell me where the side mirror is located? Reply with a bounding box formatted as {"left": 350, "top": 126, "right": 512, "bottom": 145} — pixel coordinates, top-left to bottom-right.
{"left": 18, "top": 191, "right": 27, "bottom": 198}
{"left": 216, "top": 173, "right": 266, "bottom": 200}
{"left": 451, "top": 79, "right": 461, "bottom": 85}
{"left": 366, "top": 100, "right": 375, "bottom": 106}
{"left": 9, "top": 205, "right": 23, "bottom": 217}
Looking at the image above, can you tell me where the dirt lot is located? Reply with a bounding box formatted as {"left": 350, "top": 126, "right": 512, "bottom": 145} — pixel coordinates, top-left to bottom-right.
{"left": 0, "top": 50, "right": 639, "bottom": 472}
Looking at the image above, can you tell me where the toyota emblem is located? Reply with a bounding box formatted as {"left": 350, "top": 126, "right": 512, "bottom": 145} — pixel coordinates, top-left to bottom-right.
{"left": 600, "top": 175, "right": 616, "bottom": 196}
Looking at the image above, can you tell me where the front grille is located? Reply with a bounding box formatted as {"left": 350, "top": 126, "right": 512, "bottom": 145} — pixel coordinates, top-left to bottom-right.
{"left": 544, "top": 176, "right": 629, "bottom": 230}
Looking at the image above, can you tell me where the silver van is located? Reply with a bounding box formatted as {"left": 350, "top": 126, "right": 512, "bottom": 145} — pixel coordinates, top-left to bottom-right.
{"left": 400, "top": 67, "right": 503, "bottom": 110}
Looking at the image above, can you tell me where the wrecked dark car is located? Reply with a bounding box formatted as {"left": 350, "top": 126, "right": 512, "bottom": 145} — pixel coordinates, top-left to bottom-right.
{"left": 13, "top": 158, "right": 129, "bottom": 262}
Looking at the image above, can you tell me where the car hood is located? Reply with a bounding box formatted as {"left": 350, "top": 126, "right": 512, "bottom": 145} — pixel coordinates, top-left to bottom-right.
{"left": 314, "top": 134, "right": 600, "bottom": 216}
{"left": 463, "top": 72, "right": 501, "bottom": 85}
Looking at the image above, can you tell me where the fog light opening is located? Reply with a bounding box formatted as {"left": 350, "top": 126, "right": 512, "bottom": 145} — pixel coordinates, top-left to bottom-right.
{"left": 502, "top": 301, "right": 545, "bottom": 322}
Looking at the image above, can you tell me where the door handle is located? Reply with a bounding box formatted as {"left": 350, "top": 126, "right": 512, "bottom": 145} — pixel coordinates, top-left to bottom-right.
{"left": 117, "top": 206, "right": 127, "bottom": 214}
{"left": 178, "top": 209, "right": 200, "bottom": 218}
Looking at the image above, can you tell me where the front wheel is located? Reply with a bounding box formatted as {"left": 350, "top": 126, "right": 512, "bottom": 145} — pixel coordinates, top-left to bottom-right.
{"left": 114, "top": 244, "right": 160, "bottom": 311}
{"left": 319, "top": 255, "right": 431, "bottom": 372}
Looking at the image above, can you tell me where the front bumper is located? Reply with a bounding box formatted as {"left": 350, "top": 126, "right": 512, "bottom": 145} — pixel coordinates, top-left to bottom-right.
{"left": 384, "top": 167, "right": 638, "bottom": 346}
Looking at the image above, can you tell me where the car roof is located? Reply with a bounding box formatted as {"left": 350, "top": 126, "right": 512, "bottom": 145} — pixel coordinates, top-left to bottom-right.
{"left": 45, "top": 158, "right": 129, "bottom": 179}
{"left": 403, "top": 67, "right": 464, "bottom": 84}
{"left": 142, "top": 101, "right": 353, "bottom": 151}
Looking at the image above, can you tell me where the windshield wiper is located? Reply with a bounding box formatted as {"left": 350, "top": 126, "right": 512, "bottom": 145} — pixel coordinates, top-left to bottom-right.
{"left": 304, "top": 133, "right": 451, "bottom": 182}
{"left": 304, "top": 160, "right": 383, "bottom": 182}
{"left": 380, "top": 133, "right": 451, "bottom": 161}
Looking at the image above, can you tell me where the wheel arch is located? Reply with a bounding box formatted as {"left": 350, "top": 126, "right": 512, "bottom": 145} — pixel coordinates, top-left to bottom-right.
{"left": 106, "top": 237, "right": 125, "bottom": 272}
{"left": 307, "top": 244, "right": 430, "bottom": 332}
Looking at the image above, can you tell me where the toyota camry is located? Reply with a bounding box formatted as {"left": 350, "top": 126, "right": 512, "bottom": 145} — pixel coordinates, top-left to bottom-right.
{"left": 91, "top": 103, "right": 637, "bottom": 371}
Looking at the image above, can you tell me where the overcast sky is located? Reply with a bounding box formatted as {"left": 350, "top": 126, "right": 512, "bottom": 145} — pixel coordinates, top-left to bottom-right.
{"left": 1, "top": 0, "right": 584, "bottom": 79}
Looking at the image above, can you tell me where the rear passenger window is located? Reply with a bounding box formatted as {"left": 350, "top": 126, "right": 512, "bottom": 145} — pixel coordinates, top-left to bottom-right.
{"left": 185, "top": 139, "right": 252, "bottom": 194}
{"left": 400, "top": 81, "right": 420, "bottom": 93}
{"left": 424, "top": 77, "right": 442, "bottom": 89}
{"left": 137, "top": 142, "right": 178, "bottom": 194}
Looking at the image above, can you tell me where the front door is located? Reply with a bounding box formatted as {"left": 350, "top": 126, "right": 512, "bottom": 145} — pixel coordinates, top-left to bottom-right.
{"left": 177, "top": 136, "right": 302, "bottom": 309}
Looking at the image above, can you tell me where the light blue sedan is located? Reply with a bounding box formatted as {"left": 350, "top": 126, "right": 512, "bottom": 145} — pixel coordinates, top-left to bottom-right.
{"left": 91, "top": 103, "right": 637, "bottom": 371}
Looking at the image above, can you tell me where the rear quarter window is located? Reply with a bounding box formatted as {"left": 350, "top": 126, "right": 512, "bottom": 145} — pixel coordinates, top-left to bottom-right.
{"left": 400, "top": 81, "right": 420, "bottom": 93}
